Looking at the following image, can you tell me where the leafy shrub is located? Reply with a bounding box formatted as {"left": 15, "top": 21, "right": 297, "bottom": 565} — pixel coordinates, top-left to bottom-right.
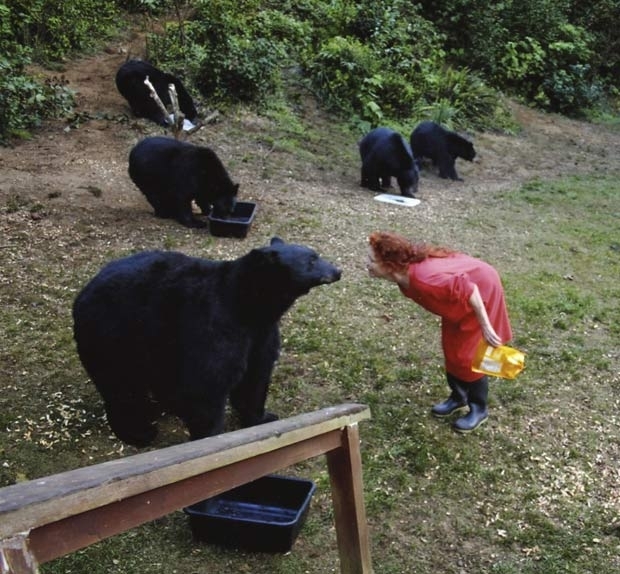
{"left": 0, "top": 57, "right": 75, "bottom": 143}
{"left": 542, "top": 24, "right": 602, "bottom": 114}
{"left": 569, "top": 0, "right": 619, "bottom": 86}
{"left": 116, "top": 0, "right": 175, "bottom": 14}
{"left": 496, "top": 22, "right": 601, "bottom": 114}
{"left": 307, "top": 36, "right": 381, "bottom": 119}
{"left": 148, "top": 0, "right": 306, "bottom": 105}
{"left": 421, "top": 66, "right": 512, "bottom": 131}
{"left": 0, "top": 2, "right": 75, "bottom": 142}
{"left": 416, "top": 0, "right": 614, "bottom": 116}
{"left": 6, "top": 0, "right": 119, "bottom": 62}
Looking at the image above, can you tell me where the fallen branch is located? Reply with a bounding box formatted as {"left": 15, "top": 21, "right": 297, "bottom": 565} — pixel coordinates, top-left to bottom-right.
{"left": 167, "top": 83, "right": 185, "bottom": 138}
{"left": 144, "top": 76, "right": 170, "bottom": 124}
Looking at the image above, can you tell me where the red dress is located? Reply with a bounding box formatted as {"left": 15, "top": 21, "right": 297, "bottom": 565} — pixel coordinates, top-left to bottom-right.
{"left": 399, "top": 253, "right": 512, "bottom": 382}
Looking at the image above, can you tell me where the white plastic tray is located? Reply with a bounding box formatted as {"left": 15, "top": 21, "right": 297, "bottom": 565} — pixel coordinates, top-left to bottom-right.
{"left": 373, "top": 193, "right": 421, "bottom": 207}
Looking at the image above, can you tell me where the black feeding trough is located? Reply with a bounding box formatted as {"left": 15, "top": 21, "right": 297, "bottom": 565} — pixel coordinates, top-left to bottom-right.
{"left": 208, "top": 201, "right": 257, "bottom": 238}
{"left": 184, "top": 474, "right": 316, "bottom": 553}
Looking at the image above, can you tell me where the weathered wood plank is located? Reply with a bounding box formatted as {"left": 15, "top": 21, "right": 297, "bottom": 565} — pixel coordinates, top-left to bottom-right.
{"left": 0, "top": 535, "right": 39, "bottom": 574}
{"left": 29, "top": 431, "right": 343, "bottom": 564}
{"left": 0, "top": 404, "right": 370, "bottom": 539}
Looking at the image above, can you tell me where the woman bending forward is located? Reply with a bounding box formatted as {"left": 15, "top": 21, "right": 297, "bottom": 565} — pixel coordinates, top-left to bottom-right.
{"left": 367, "top": 231, "right": 513, "bottom": 433}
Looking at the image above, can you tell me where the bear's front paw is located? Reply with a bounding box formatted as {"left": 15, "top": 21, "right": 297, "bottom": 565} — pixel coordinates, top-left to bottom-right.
{"left": 260, "top": 411, "right": 279, "bottom": 424}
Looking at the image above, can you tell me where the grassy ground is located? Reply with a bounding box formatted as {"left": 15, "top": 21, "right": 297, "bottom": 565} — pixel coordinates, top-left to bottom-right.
{"left": 1, "top": 49, "right": 619, "bottom": 573}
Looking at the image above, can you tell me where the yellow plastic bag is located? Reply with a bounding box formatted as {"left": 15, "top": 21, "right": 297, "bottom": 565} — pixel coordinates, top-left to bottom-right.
{"left": 472, "top": 339, "right": 525, "bottom": 379}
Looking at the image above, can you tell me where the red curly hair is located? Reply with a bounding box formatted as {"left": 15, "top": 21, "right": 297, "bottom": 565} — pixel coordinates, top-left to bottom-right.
{"left": 368, "top": 231, "right": 455, "bottom": 275}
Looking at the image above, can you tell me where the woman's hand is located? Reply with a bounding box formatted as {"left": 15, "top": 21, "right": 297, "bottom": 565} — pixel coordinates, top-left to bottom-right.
{"left": 480, "top": 323, "right": 502, "bottom": 347}
{"left": 469, "top": 284, "right": 502, "bottom": 347}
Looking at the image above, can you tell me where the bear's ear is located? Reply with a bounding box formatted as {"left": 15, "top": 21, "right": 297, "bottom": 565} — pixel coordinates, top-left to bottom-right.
{"left": 270, "top": 237, "right": 285, "bottom": 246}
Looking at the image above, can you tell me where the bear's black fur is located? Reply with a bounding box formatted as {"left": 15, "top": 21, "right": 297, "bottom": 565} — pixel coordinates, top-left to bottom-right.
{"left": 409, "top": 121, "right": 476, "bottom": 181}
{"left": 72, "top": 238, "right": 342, "bottom": 446}
{"left": 115, "top": 60, "right": 198, "bottom": 126}
{"left": 128, "top": 136, "right": 239, "bottom": 228}
{"left": 359, "top": 127, "right": 419, "bottom": 197}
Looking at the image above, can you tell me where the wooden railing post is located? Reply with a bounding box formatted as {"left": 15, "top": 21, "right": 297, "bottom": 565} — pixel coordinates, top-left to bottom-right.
{"left": 0, "top": 534, "right": 39, "bottom": 574}
{"left": 326, "top": 423, "right": 373, "bottom": 574}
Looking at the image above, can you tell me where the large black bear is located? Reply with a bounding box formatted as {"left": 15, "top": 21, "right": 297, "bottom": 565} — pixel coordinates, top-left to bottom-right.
{"left": 128, "top": 136, "right": 239, "bottom": 228}
{"left": 359, "top": 127, "right": 419, "bottom": 197}
{"left": 72, "top": 238, "right": 342, "bottom": 447}
{"left": 115, "top": 59, "right": 198, "bottom": 126}
{"left": 410, "top": 121, "right": 476, "bottom": 181}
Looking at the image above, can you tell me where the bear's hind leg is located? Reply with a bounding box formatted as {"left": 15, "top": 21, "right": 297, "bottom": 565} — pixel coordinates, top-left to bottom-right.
{"left": 437, "top": 156, "right": 460, "bottom": 180}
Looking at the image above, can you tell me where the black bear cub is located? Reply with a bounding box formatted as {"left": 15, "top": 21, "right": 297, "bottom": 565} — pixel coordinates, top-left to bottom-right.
{"left": 115, "top": 59, "right": 198, "bottom": 126}
{"left": 359, "top": 127, "right": 419, "bottom": 197}
{"left": 72, "top": 238, "right": 342, "bottom": 447}
{"left": 410, "top": 121, "right": 476, "bottom": 181}
{"left": 128, "top": 136, "right": 239, "bottom": 228}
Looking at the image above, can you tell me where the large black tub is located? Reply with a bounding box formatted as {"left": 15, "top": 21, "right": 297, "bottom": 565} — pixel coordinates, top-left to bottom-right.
{"left": 184, "top": 474, "right": 316, "bottom": 553}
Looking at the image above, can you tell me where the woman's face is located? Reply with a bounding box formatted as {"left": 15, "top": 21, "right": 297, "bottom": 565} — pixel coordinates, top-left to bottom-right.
{"left": 367, "top": 246, "right": 391, "bottom": 280}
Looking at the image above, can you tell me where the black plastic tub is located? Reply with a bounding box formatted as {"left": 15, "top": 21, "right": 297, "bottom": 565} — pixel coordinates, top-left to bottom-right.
{"left": 208, "top": 201, "right": 257, "bottom": 238}
{"left": 184, "top": 474, "right": 316, "bottom": 553}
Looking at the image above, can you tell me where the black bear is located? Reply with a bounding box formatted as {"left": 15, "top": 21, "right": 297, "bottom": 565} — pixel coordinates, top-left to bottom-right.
{"left": 72, "top": 238, "right": 342, "bottom": 447}
{"left": 115, "top": 59, "right": 198, "bottom": 126}
{"left": 359, "top": 127, "right": 419, "bottom": 197}
{"left": 409, "top": 121, "right": 476, "bottom": 181}
{"left": 128, "top": 136, "right": 239, "bottom": 228}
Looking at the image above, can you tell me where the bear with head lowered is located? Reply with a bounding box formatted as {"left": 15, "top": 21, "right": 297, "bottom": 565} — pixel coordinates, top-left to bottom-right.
{"left": 72, "top": 238, "right": 342, "bottom": 446}
{"left": 359, "top": 127, "right": 419, "bottom": 197}
{"left": 115, "top": 59, "right": 198, "bottom": 126}
{"left": 410, "top": 121, "right": 476, "bottom": 181}
{"left": 128, "top": 136, "right": 239, "bottom": 228}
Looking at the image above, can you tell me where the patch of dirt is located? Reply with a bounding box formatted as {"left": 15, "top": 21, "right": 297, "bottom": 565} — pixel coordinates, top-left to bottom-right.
{"left": 2, "top": 38, "right": 619, "bottom": 231}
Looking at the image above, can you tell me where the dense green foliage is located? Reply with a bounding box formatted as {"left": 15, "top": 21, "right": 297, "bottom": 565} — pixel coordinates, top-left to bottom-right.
{"left": 0, "top": 2, "right": 76, "bottom": 143}
{"left": 148, "top": 0, "right": 514, "bottom": 130}
{"left": 1, "top": 0, "right": 618, "bottom": 142}
{"left": 6, "top": 0, "right": 118, "bottom": 61}
{"left": 416, "top": 0, "right": 618, "bottom": 115}
{"left": 0, "top": 0, "right": 122, "bottom": 142}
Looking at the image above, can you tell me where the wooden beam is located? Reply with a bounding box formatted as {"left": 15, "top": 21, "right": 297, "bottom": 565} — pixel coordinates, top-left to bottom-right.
{"left": 29, "top": 431, "right": 343, "bottom": 564}
{"left": 0, "top": 403, "right": 372, "bottom": 573}
{"left": 0, "top": 404, "right": 370, "bottom": 539}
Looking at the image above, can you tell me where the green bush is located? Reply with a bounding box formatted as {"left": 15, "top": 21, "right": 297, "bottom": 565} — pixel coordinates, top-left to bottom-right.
{"left": 116, "top": 0, "right": 174, "bottom": 14}
{"left": 6, "top": 0, "right": 119, "bottom": 62}
{"left": 416, "top": 0, "right": 614, "bottom": 116}
{"left": 0, "top": 2, "right": 75, "bottom": 142}
{"left": 0, "top": 58, "right": 75, "bottom": 142}
{"left": 147, "top": 0, "right": 507, "bottom": 129}
{"left": 307, "top": 36, "right": 381, "bottom": 120}
{"left": 148, "top": 0, "right": 306, "bottom": 105}
{"left": 304, "top": 2, "right": 509, "bottom": 130}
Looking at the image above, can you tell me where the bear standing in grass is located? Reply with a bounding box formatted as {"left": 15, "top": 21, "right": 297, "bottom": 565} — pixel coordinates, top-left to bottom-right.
{"left": 72, "top": 238, "right": 342, "bottom": 447}
{"left": 410, "top": 121, "right": 476, "bottom": 181}
{"left": 128, "top": 136, "right": 239, "bottom": 228}
{"left": 359, "top": 127, "right": 419, "bottom": 197}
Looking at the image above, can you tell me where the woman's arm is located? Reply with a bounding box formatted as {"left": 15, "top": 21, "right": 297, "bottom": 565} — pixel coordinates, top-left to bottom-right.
{"left": 469, "top": 284, "right": 502, "bottom": 346}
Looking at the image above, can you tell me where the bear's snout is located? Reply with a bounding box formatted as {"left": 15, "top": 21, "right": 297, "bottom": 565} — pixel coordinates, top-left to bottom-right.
{"left": 320, "top": 265, "right": 342, "bottom": 284}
